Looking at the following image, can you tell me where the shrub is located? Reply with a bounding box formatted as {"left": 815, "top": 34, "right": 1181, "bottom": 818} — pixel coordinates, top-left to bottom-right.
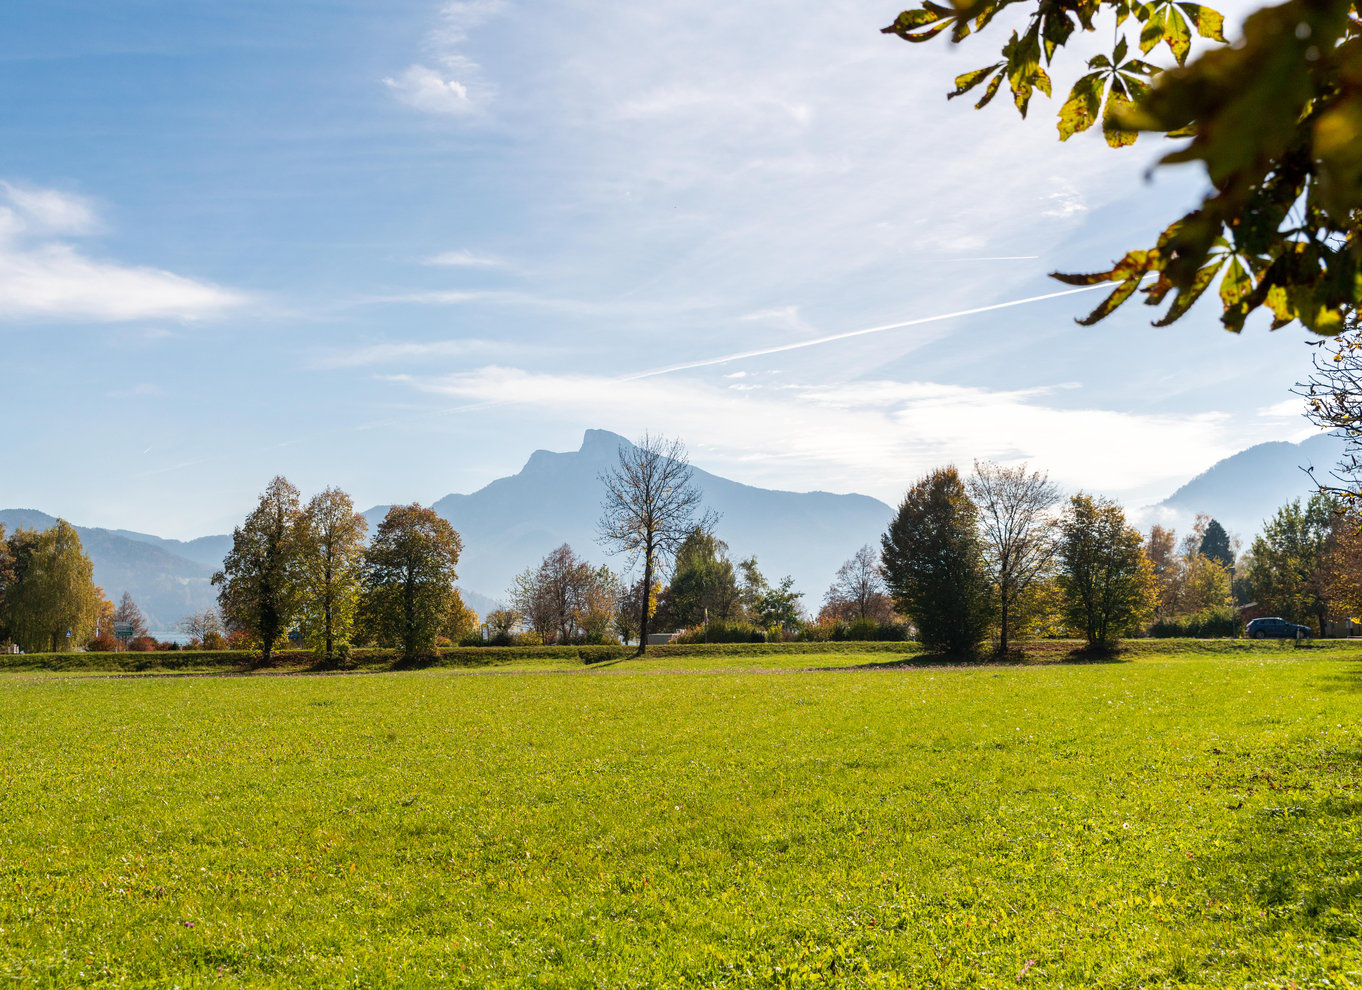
{"left": 797, "top": 618, "right": 910, "bottom": 642}
{"left": 1148, "top": 606, "right": 1241, "bottom": 638}
{"left": 672, "top": 620, "right": 766, "bottom": 644}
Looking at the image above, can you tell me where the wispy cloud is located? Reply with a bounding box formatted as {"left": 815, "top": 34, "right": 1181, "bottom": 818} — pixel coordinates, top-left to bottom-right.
{"left": 424, "top": 249, "right": 506, "bottom": 268}
{"left": 0, "top": 183, "right": 244, "bottom": 323}
{"left": 384, "top": 65, "right": 475, "bottom": 115}
{"left": 1257, "top": 397, "right": 1305, "bottom": 419}
{"left": 740, "top": 305, "right": 819, "bottom": 336}
{"left": 393, "top": 364, "right": 1260, "bottom": 504}
{"left": 310, "top": 338, "right": 508, "bottom": 369}
{"left": 384, "top": 0, "right": 505, "bottom": 116}
{"left": 1, "top": 181, "right": 100, "bottom": 235}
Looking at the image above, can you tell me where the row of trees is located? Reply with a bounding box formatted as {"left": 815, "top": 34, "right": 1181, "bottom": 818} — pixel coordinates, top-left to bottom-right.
{"left": 879, "top": 464, "right": 1157, "bottom": 655}
{"left": 213, "top": 477, "right": 469, "bottom": 662}
{"left": 4, "top": 436, "right": 1357, "bottom": 657}
{"left": 872, "top": 462, "right": 1362, "bottom": 655}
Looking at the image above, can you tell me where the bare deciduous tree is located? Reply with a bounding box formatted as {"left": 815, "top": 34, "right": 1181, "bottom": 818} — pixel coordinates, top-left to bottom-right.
{"left": 113, "top": 591, "right": 149, "bottom": 641}
{"left": 510, "top": 544, "right": 618, "bottom": 644}
{"left": 597, "top": 434, "right": 713, "bottom": 654}
{"left": 179, "top": 608, "right": 224, "bottom": 648}
{"left": 968, "top": 461, "right": 1061, "bottom": 653}
{"left": 1299, "top": 330, "right": 1362, "bottom": 508}
{"left": 822, "top": 545, "right": 887, "bottom": 622}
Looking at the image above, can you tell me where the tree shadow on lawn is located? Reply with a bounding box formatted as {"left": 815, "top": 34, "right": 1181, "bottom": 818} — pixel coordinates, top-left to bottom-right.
{"left": 815, "top": 643, "right": 1130, "bottom": 672}
{"left": 1195, "top": 756, "right": 1362, "bottom": 949}
{"left": 1314, "top": 663, "right": 1362, "bottom": 695}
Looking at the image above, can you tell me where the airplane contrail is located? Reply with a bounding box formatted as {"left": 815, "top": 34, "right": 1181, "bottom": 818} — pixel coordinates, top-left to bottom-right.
{"left": 134, "top": 281, "right": 1111, "bottom": 478}
{"left": 620, "top": 283, "right": 1108, "bottom": 381}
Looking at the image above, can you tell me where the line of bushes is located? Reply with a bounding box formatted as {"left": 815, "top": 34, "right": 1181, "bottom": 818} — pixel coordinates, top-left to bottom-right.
{"left": 0, "top": 640, "right": 928, "bottom": 673}
{"left": 1147, "top": 606, "right": 1242, "bottom": 639}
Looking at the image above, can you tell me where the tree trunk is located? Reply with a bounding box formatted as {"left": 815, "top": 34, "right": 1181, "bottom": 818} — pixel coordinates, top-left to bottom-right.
{"left": 999, "top": 576, "right": 1011, "bottom": 654}
{"left": 637, "top": 553, "right": 653, "bottom": 656}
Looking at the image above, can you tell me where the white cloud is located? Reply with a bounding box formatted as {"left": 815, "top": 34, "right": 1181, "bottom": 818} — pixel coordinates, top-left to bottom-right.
{"left": 0, "top": 243, "right": 243, "bottom": 323}
{"left": 384, "top": 64, "right": 474, "bottom": 115}
{"left": 0, "top": 183, "right": 245, "bottom": 323}
{"left": 618, "top": 84, "right": 812, "bottom": 129}
{"left": 384, "top": 0, "right": 505, "bottom": 116}
{"left": 310, "top": 338, "right": 507, "bottom": 369}
{"left": 1258, "top": 397, "right": 1306, "bottom": 419}
{"left": 430, "top": 0, "right": 505, "bottom": 46}
{"left": 424, "top": 249, "right": 505, "bottom": 267}
{"left": 740, "top": 305, "right": 818, "bottom": 336}
{"left": 1, "top": 182, "right": 99, "bottom": 235}
{"left": 393, "top": 365, "right": 1284, "bottom": 506}
{"left": 1040, "top": 179, "right": 1089, "bottom": 219}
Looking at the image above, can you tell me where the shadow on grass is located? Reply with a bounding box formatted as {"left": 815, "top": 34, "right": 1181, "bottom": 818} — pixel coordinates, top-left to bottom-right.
{"left": 1198, "top": 753, "right": 1362, "bottom": 943}
{"left": 1315, "top": 663, "right": 1362, "bottom": 694}
{"left": 817, "top": 643, "right": 1131, "bottom": 672}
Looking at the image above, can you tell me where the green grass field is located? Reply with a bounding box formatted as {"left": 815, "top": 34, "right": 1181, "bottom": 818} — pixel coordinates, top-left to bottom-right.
{"left": 2, "top": 644, "right": 1361, "bottom": 987}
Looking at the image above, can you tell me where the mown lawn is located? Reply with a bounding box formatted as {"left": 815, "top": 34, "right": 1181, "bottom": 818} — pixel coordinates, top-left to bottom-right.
{"left": 1, "top": 647, "right": 1360, "bottom": 987}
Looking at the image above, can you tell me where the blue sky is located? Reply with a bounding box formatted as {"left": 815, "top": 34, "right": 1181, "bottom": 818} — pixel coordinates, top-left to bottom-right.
{"left": 1, "top": 0, "right": 1319, "bottom": 539}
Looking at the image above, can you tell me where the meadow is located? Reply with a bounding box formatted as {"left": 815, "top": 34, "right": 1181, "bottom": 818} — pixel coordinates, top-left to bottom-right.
{"left": 2, "top": 642, "right": 1361, "bottom": 987}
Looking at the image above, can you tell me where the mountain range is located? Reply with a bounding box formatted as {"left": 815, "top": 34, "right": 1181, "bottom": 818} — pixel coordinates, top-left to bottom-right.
{"left": 1148, "top": 432, "right": 1348, "bottom": 541}
{"left": 0, "top": 429, "right": 1349, "bottom": 633}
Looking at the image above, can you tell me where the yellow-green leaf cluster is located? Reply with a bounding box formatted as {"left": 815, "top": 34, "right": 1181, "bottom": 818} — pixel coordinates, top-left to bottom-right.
{"left": 885, "top": 0, "right": 1362, "bottom": 335}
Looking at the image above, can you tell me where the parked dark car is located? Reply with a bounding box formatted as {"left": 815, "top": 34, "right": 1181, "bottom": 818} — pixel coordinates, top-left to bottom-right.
{"left": 1246, "top": 617, "right": 1312, "bottom": 640}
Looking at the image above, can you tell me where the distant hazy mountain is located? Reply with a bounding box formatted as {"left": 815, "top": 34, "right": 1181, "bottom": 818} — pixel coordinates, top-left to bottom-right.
{"left": 1149, "top": 432, "right": 1348, "bottom": 540}
{"left": 365, "top": 429, "right": 897, "bottom": 608}
{"left": 106, "top": 528, "right": 233, "bottom": 569}
{"left": 0, "top": 509, "right": 216, "bottom": 631}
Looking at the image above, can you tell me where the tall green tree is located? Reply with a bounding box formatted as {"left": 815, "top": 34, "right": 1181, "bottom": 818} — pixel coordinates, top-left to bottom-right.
{"left": 1198, "top": 519, "right": 1234, "bottom": 568}
{"left": 755, "top": 575, "right": 805, "bottom": 632}
{"left": 1058, "top": 495, "right": 1157, "bottom": 650}
{"left": 884, "top": 0, "right": 1362, "bottom": 335}
{"left": 666, "top": 528, "right": 741, "bottom": 629}
{"left": 364, "top": 503, "right": 462, "bottom": 661}
{"left": 298, "top": 487, "right": 368, "bottom": 662}
{"left": 0, "top": 525, "right": 14, "bottom": 646}
{"left": 598, "top": 433, "right": 712, "bottom": 654}
{"left": 1, "top": 520, "right": 100, "bottom": 653}
{"left": 1247, "top": 493, "right": 1338, "bottom": 632}
{"left": 881, "top": 467, "right": 994, "bottom": 656}
{"left": 213, "top": 476, "right": 304, "bottom": 665}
